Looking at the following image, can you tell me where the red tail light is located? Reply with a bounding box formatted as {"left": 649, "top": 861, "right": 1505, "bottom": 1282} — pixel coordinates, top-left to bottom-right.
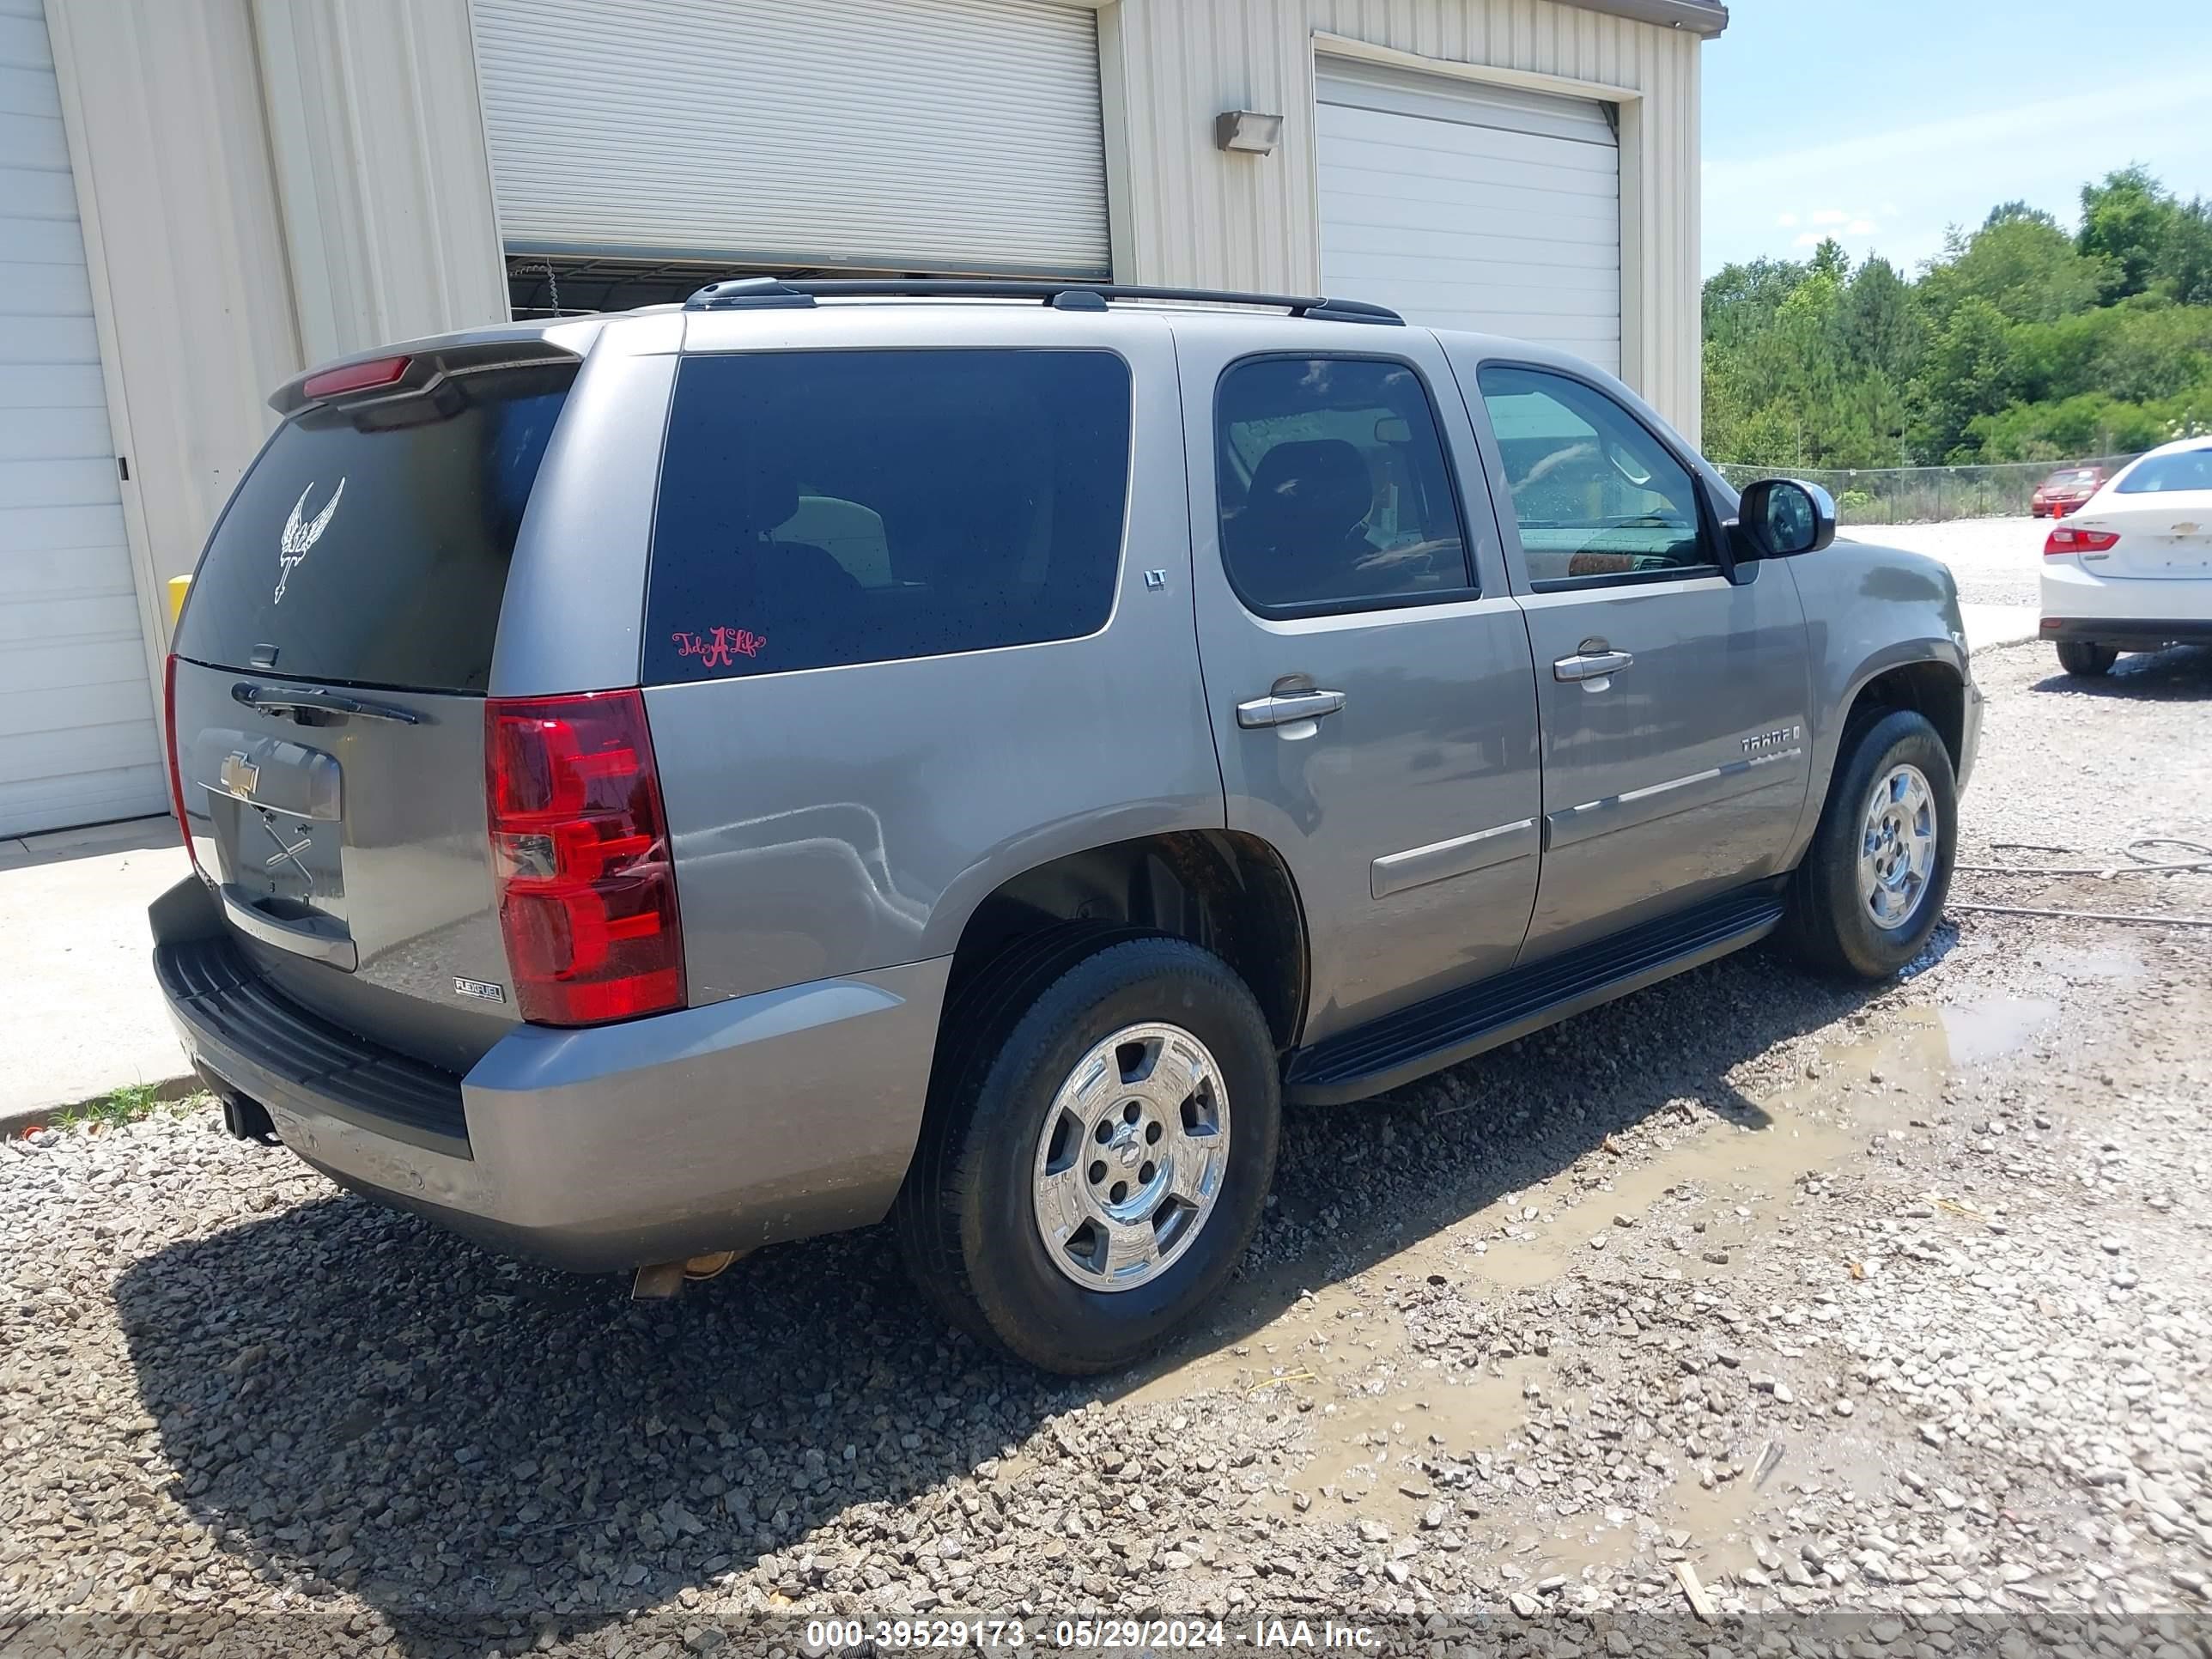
{"left": 162, "top": 653, "right": 203, "bottom": 877}
{"left": 485, "top": 690, "right": 685, "bottom": 1025}
{"left": 2045, "top": 526, "right": 2120, "bottom": 556}
{"left": 302, "top": 355, "right": 410, "bottom": 400}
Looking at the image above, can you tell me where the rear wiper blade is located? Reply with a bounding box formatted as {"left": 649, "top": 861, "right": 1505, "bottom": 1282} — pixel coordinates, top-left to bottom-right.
{"left": 232, "top": 682, "right": 422, "bottom": 725}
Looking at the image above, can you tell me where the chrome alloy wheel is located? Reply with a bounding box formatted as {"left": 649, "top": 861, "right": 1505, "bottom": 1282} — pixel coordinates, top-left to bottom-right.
{"left": 1859, "top": 763, "right": 1938, "bottom": 927}
{"left": 1030, "top": 1022, "right": 1231, "bottom": 1292}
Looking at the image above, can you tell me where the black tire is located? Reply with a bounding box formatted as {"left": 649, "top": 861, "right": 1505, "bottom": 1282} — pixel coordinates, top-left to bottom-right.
{"left": 891, "top": 934, "right": 1280, "bottom": 1374}
{"left": 1784, "top": 708, "right": 1957, "bottom": 980}
{"left": 2057, "top": 640, "right": 2118, "bottom": 677}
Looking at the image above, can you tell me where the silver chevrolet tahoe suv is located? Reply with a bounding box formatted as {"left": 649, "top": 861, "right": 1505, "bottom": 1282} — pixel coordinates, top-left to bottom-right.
{"left": 154, "top": 278, "right": 1980, "bottom": 1374}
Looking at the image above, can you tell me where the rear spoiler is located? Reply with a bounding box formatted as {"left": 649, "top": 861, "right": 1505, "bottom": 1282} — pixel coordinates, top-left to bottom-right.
{"left": 270, "top": 331, "right": 590, "bottom": 417}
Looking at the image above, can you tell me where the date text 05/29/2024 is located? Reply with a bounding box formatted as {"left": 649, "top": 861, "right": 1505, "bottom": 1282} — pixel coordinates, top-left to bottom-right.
{"left": 802, "top": 1619, "right": 1380, "bottom": 1650}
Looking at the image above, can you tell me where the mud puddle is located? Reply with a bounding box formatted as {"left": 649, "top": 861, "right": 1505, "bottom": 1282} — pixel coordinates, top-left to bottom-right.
{"left": 1115, "top": 992, "right": 2059, "bottom": 1551}
{"left": 1939, "top": 996, "right": 2060, "bottom": 1064}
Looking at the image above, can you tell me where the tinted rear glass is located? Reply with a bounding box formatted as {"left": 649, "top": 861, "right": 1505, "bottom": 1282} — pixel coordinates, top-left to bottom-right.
{"left": 176, "top": 364, "right": 574, "bottom": 692}
{"left": 2116, "top": 450, "right": 2212, "bottom": 494}
{"left": 644, "top": 349, "right": 1131, "bottom": 683}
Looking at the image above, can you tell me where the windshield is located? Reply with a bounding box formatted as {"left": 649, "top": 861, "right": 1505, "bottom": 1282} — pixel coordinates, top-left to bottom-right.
{"left": 2114, "top": 449, "right": 2212, "bottom": 495}
{"left": 175, "top": 364, "right": 575, "bottom": 692}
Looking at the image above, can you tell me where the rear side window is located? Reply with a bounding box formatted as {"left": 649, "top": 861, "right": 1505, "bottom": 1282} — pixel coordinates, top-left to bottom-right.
{"left": 644, "top": 350, "right": 1132, "bottom": 683}
{"left": 176, "top": 364, "right": 574, "bottom": 692}
{"left": 1215, "top": 356, "right": 1471, "bottom": 613}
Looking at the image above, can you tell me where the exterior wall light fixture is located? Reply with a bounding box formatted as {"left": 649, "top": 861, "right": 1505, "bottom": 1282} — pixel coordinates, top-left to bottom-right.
{"left": 1214, "top": 110, "right": 1283, "bottom": 154}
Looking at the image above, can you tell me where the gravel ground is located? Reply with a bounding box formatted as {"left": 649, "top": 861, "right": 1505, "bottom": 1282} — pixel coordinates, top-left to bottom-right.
{"left": 4, "top": 640, "right": 2210, "bottom": 1659}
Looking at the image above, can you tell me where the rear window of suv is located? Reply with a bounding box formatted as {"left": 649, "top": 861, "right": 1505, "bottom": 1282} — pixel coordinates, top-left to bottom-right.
{"left": 175, "top": 362, "right": 575, "bottom": 693}
{"left": 644, "top": 349, "right": 1132, "bottom": 683}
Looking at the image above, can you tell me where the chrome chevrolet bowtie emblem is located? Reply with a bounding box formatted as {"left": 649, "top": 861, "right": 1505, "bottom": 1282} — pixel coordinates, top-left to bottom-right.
{"left": 219, "top": 751, "right": 258, "bottom": 799}
{"left": 276, "top": 477, "right": 344, "bottom": 603}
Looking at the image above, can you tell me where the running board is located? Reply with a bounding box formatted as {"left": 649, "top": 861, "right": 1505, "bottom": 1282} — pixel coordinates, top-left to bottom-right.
{"left": 1285, "top": 887, "right": 1786, "bottom": 1106}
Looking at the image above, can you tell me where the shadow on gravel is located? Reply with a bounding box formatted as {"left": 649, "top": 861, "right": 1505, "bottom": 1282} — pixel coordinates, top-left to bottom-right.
{"left": 112, "top": 941, "right": 1888, "bottom": 1649}
{"left": 2029, "top": 642, "right": 2212, "bottom": 700}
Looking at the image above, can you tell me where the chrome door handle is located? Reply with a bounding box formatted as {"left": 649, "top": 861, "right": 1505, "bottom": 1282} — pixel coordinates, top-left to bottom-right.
{"left": 1553, "top": 650, "right": 1634, "bottom": 683}
{"left": 1237, "top": 688, "right": 1347, "bottom": 728}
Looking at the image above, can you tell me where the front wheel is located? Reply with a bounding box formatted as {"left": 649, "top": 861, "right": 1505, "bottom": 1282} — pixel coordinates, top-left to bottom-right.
{"left": 1784, "top": 708, "right": 1957, "bottom": 979}
{"left": 2056, "top": 640, "right": 2118, "bottom": 677}
{"left": 892, "top": 935, "right": 1281, "bottom": 1374}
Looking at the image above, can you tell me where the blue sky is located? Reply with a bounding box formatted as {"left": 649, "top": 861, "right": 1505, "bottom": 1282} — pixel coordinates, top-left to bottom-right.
{"left": 1701, "top": 2, "right": 2212, "bottom": 276}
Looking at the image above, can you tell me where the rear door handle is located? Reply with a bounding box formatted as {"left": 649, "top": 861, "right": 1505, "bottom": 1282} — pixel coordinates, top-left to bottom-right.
{"left": 1553, "top": 650, "right": 1634, "bottom": 683}
{"left": 1237, "top": 688, "right": 1347, "bottom": 728}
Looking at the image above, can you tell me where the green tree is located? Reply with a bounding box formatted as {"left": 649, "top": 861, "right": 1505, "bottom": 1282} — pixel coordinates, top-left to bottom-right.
{"left": 2157, "top": 197, "right": 2212, "bottom": 307}
{"left": 1701, "top": 167, "right": 2212, "bottom": 470}
{"left": 1917, "top": 298, "right": 2017, "bottom": 460}
{"left": 1984, "top": 200, "right": 2056, "bottom": 230}
{"left": 1702, "top": 256, "right": 1808, "bottom": 352}
{"left": 1840, "top": 256, "right": 1925, "bottom": 385}
{"left": 2079, "top": 165, "right": 2178, "bottom": 301}
{"left": 1922, "top": 216, "right": 2106, "bottom": 326}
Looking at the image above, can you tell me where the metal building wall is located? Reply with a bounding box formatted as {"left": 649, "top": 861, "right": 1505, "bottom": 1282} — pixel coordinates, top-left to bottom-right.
{"left": 250, "top": 0, "right": 508, "bottom": 369}
{"left": 1099, "top": 0, "right": 1705, "bottom": 438}
{"left": 42, "top": 0, "right": 299, "bottom": 642}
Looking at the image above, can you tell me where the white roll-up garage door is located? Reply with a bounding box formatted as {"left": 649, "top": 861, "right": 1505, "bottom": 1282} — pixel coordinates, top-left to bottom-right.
{"left": 1317, "top": 60, "right": 1622, "bottom": 376}
{"left": 472, "top": 0, "right": 1109, "bottom": 278}
{"left": 0, "top": 0, "right": 165, "bottom": 836}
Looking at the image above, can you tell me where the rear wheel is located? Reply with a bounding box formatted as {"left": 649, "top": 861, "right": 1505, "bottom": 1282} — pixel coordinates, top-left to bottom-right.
{"left": 893, "top": 935, "right": 1280, "bottom": 1374}
{"left": 2057, "top": 640, "right": 2118, "bottom": 677}
{"left": 1784, "top": 708, "right": 1956, "bottom": 979}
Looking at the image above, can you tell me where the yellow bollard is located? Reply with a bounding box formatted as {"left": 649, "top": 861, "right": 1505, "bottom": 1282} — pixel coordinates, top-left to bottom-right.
{"left": 167, "top": 574, "right": 191, "bottom": 627}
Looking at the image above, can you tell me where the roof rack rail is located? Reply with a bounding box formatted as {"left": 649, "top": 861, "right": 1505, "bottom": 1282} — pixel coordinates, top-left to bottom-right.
{"left": 683, "top": 276, "right": 1404, "bottom": 326}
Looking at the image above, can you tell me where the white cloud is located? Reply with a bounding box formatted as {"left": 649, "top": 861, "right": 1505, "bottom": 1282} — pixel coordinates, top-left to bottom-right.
{"left": 1705, "top": 69, "right": 2212, "bottom": 273}
{"left": 1708, "top": 72, "right": 2212, "bottom": 200}
{"left": 1847, "top": 219, "right": 1879, "bottom": 234}
{"left": 1777, "top": 211, "right": 1800, "bottom": 227}
{"left": 1793, "top": 232, "right": 1823, "bottom": 247}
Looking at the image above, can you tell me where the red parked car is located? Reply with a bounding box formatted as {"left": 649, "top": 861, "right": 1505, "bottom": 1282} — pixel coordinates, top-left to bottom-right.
{"left": 2031, "top": 465, "right": 2106, "bottom": 518}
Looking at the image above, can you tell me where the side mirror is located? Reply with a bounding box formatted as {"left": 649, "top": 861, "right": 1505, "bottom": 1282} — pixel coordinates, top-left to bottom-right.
{"left": 1736, "top": 477, "right": 1836, "bottom": 558}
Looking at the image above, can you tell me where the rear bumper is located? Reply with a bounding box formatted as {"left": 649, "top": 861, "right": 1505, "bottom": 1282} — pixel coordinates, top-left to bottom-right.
{"left": 151, "top": 876, "right": 948, "bottom": 1272}
{"left": 2041, "top": 561, "right": 2212, "bottom": 648}
{"left": 2039, "top": 617, "right": 2212, "bottom": 650}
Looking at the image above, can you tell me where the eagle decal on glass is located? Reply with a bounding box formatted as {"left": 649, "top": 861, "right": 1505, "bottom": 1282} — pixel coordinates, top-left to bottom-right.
{"left": 275, "top": 478, "right": 344, "bottom": 604}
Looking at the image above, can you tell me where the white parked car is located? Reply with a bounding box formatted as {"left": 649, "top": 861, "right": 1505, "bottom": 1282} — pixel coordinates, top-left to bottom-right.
{"left": 2041, "top": 436, "right": 2212, "bottom": 676}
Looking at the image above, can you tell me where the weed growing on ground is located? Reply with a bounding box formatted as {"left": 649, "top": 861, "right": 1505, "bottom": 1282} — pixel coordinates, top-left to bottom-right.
{"left": 62, "top": 1082, "right": 164, "bottom": 1130}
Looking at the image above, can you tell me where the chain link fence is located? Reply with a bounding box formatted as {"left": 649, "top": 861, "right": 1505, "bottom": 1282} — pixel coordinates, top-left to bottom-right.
{"left": 1712, "top": 454, "right": 2141, "bottom": 526}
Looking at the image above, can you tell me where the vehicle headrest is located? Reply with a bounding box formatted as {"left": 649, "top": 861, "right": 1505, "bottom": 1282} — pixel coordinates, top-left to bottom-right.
{"left": 1245, "top": 440, "right": 1374, "bottom": 543}
{"left": 730, "top": 453, "right": 800, "bottom": 540}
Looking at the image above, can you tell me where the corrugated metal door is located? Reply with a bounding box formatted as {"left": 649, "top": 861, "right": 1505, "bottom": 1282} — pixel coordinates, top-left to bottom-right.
{"left": 471, "top": 0, "right": 1109, "bottom": 278}
{"left": 1316, "top": 60, "right": 1622, "bottom": 376}
{"left": 0, "top": 0, "right": 165, "bottom": 836}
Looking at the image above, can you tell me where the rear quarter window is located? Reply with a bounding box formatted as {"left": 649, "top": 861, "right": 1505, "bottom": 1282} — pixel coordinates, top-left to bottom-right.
{"left": 643, "top": 349, "right": 1133, "bottom": 683}
{"left": 176, "top": 364, "right": 574, "bottom": 693}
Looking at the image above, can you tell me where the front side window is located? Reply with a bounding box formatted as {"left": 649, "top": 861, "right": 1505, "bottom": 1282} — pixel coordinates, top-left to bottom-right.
{"left": 1476, "top": 365, "right": 1711, "bottom": 589}
{"left": 1215, "top": 356, "right": 1471, "bottom": 613}
{"left": 646, "top": 349, "right": 1132, "bottom": 682}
